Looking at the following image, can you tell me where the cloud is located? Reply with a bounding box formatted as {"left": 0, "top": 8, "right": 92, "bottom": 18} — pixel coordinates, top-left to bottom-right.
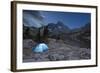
{"left": 23, "top": 10, "right": 47, "bottom": 28}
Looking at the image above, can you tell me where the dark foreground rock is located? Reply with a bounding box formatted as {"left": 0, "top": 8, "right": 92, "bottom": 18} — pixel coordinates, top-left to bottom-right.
{"left": 23, "top": 38, "right": 91, "bottom": 62}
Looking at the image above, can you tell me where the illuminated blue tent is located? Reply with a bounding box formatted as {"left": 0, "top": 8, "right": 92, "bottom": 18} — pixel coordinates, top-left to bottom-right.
{"left": 32, "top": 43, "right": 48, "bottom": 53}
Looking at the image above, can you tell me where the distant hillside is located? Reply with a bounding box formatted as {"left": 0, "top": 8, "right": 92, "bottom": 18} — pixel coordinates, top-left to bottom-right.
{"left": 68, "top": 23, "right": 91, "bottom": 48}
{"left": 23, "top": 22, "right": 91, "bottom": 48}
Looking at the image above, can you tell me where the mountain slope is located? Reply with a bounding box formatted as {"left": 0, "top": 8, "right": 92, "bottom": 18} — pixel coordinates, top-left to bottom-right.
{"left": 47, "top": 21, "right": 70, "bottom": 39}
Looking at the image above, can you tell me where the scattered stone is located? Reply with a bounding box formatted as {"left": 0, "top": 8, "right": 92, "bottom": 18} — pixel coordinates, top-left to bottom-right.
{"left": 23, "top": 39, "right": 36, "bottom": 49}
{"left": 48, "top": 53, "right": 65, "bottom": 61}
{"left": 79, "top": 48, "right": 91, "bottom": 59}
{"left": 67, "top": 51, "right": 80, "bottom": 60}
{"left": 23, "top": 38, "right": 91, "bottom": 62}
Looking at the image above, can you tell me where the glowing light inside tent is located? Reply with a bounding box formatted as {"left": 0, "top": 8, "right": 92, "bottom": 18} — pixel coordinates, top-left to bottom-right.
{"left": 32, "top": 43, "right": 48, "bottom": 53}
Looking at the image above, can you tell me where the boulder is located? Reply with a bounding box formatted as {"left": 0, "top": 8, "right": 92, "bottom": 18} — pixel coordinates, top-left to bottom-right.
{"left": 23, "top": 39, "right": 36, "bottom": 49}
{"left": 48, "top": 53, "right": 65, "bottom": 61}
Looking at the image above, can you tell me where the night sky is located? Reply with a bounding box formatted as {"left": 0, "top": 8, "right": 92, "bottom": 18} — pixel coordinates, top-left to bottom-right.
{"left": 23, "top": 10, "right": 91, "bottom": 29}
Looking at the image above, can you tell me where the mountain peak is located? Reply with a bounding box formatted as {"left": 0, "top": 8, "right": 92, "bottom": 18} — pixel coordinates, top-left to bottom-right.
{"left": 56, "top": 21, "right": 70, "bottom": 30}
{"left": 57, "top": 21, "right": 64, "bottom": 25}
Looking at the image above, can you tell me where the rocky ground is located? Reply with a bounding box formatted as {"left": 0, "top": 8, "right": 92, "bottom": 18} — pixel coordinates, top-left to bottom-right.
{"left": 23, "top": 38, "right": 91, "bottom": 62}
